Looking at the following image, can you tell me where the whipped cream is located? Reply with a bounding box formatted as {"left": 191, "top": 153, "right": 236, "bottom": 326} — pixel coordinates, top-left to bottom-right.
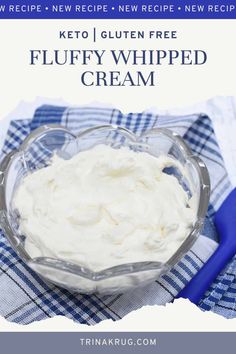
{"left": 13, "top": 144, "right": 196, "bottom": 272}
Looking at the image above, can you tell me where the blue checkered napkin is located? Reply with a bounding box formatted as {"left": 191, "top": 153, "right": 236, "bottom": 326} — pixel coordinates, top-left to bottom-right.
{"left": 0, "top": 105, "right": 235, "bottom": 324}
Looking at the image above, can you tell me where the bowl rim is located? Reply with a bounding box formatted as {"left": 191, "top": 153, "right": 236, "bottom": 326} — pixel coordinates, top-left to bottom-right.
{"left": 0, "top": 124, "right": 211, "bottom": 281}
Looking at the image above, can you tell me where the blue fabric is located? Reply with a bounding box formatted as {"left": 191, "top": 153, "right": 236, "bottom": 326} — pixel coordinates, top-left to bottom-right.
{"left": 0, "top": 105, "right": 235, "bottom": 324}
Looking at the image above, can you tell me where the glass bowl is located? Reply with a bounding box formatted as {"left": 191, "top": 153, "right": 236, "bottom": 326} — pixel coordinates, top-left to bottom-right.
{"left": 0, "top": 124, "right": 210, "bottom": 294}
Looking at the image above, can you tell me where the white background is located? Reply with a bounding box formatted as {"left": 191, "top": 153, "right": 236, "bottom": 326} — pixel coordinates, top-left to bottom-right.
{"left": 0, "top": 20, "right": 236, "bottom": 116}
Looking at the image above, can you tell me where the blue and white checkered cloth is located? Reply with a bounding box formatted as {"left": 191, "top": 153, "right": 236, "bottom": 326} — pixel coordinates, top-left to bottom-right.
{"left": 0, "top": 105, "right": 235, "bottom": 324}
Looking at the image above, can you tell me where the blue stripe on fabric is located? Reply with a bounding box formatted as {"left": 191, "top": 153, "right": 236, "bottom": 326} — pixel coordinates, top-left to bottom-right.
{"left": 226, "top": 287, "right": 236, "bottom": 294}
{"left": 221, "top": 296, "right": 236, "bottom": 304}
{"left": 200, "top": 302, "right": 211, "bottom": 311}
{"left": 115, "top": 111, "right": 123, "bottom": 126}
{"left": 12, "top": 305, "right": 51, "bottom": 324}
{"left": 178, "top": 261, "right": 195, "bottom": 278}
{"left": 162, "top": 274, "right": 182, "bottom": 292}
{"left": 142, "top": 113, "right": 153, "bottom": 132}
{"left": 188, "top": 126, "right": 219, "bottom": 148}
{"left": 38, "top": 291, "right": 106, "bottom": 323}
{"left": 31, "top": 105, "right": 67, "bottom": 129}
{"left": 186, "top": 136, "right": 222, "bottom": 160}
{"left": 134, "top": 113, "right": 143, "bottom": 133}
{"left": 170, "top": 268, "right": 188, "bottom": 286}
{"left": 184, "top": 254, "right": 201, "bottom": 271}
{"left": 126, "top": 114, "right": 133, "bottom": 130}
